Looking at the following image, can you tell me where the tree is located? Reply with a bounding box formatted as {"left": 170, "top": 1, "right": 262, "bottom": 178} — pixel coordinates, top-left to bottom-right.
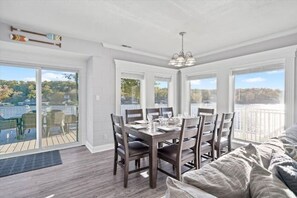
{"left": 0, "top": 85, "right": 13, "bottom": 101}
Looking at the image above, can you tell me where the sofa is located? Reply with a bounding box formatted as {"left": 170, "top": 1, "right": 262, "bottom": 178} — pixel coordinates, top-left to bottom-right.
{"left": 165, "top": 125, "right": 297, "bottom": 198}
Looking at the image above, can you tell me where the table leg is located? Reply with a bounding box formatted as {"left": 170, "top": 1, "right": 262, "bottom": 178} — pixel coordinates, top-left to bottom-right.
{"left": 149, "top": 139, "right": 158, "bottom": 189}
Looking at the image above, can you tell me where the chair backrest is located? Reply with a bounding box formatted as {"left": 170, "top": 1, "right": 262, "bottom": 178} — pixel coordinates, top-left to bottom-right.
{"left": 177, "top": 117, "right": 201, "bottom": 160}
{"left": 198, "top": 114, "right": 218, "bottom": 148}
{"left": 0, "top": 119, "right": 17, "bottom": 130}
{"left": 146, "top": 108, "right": 161, "bottom": 120}
{"left": 217, "top": 112, "right": 235, "bottom": 143}
{"left": 111, "top": 114, "right": 129, "bottom": 155}
{"left": 22, "top": 112, "right": 36, "bottom": 128}
{"left": 125, "top": 109, "right": 143, "bottom": 124}
{"left": 160, "top": 107, "right": 174, "bottom": 118}
{"left": 47, "top": 110, "right": 65, "bottom": 125}
{"left": 197, "top": 108, "right": 215, "bottom": 116}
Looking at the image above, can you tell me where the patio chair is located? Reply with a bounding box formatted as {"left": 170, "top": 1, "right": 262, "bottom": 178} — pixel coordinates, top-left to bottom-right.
{"left": 44, "top": 110, "right": 65, "bottom": 137}
{"left": 64, "top": 114, "right": 78, "bottom": 133}
{"left": 22, "top": 112, "right": 36, "bottom": 133}
{"left": 0, "top": 116, "right": 17, "bottom": 133}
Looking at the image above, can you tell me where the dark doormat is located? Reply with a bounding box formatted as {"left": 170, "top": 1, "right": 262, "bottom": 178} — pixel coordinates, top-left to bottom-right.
{"left": 0, "top": 150, "right": 62, "bottom": 177}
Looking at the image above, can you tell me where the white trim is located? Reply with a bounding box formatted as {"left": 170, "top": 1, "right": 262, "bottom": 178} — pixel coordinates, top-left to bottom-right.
{"left": 85, "top": 141, "right": 114, "bottom": 153}
{"left": 102, "top": 42, "right": 168, "bottom": 60}
{"left": 195, "top": 28, "right": 297, "bottom": 58}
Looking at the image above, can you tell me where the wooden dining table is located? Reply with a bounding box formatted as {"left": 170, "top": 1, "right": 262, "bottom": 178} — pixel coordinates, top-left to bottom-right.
{"left": 125, "top": 123, "right": 181, "bottom": 189}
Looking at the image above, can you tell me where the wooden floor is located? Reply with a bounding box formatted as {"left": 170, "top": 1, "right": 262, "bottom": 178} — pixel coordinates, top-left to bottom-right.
{"left": 0, "top": 146, "right": 171, "bottom": 198}
{"left": 0, "top": 131, "right": 77, "bottom": 154}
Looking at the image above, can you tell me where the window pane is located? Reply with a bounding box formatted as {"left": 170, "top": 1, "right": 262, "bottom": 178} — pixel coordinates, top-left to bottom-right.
{"left": 155, "top": 81, "right": 168, "bottom": 107}
{"left": 189, "top": 78, "right": 217, "bottom": 116}
{"left": 42, "top": 70, "right": 79, "bottom": 147}
{"left": 233, "top": 69, "right": 284, "bottom": 143}
{"left": 0, "top": 65, "right": 37, "bottom": 154}
{"left": 121, "top": 78, "right": 141, "bottom": 116}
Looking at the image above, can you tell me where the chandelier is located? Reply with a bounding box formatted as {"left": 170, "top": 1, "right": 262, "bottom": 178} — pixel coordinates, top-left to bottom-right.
{"left": 168, "top": 32, "right": 196, "bottom": 67}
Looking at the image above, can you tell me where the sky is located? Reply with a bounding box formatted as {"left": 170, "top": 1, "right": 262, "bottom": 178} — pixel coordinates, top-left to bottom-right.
{"left": 190, "top": 69, "right": 284, "bottom": 90}
{"left": 0, "top": 65, "right": 76, "bottom": 82}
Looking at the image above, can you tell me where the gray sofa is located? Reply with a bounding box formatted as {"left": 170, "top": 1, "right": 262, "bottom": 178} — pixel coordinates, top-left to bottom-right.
{"left": 165, "top": 125, "right": 297, "bottom": 198}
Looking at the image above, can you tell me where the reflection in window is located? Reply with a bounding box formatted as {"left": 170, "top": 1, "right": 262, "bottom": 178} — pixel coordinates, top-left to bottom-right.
{"left": 155, "top": 81, "right": 168, "bottom": 107}
{"left": 121, "top": 78, "right": 141, "bottom": 116}
{"left": 189, "top": 77, "right": 217, "bottom": 115}
{"left": 233, "top": 68, "right": 284, "bottom": 143}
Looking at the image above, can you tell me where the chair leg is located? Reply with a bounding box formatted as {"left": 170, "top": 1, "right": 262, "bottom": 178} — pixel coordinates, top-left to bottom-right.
{"left": 113, "top": 152, "right": 118, "bottom": 175}
{"left": 176, "top": 164, "right": 181, "bottom": 181}
{"left": 137, "top": 159, "right": 140, "bottom": 169}
{"left": 124, "top": 159, "right": 129, "bottom": 188}
{"left": 60, "top": 124, "right": 65, "bottom": 135}
{"left": 211, "top": 148, "right": 215, "bottom": 161}
{"left": 217, "top": 147, "right": 221, "bottom": 159}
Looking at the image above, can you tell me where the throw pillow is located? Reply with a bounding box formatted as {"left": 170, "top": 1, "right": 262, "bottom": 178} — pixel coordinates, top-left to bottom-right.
{"left": 250, "top": 163, "right": 296, "bottom": 198}
{"left": 268, "top": 152, "right": 297, "bottom": 195}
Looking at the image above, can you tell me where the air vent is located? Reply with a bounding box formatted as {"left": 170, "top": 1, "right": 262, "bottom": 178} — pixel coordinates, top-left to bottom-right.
{"left": 121, "top": 44, "right": 132, "bottom": 48}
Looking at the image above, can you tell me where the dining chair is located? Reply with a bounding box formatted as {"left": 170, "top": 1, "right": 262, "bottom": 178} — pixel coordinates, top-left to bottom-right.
{"left": 0, "top": 117, "right": 17, "bottom": 133}
{"left": 215, "top": 112, "right": 235, "bottom": 158}
{"left": 197, "top": 114, "right": 218, "bottom": 168}
{"left": 125, "top": 109, "right": 144, "bottom": 124}
{"left": 157, "top": 117, "right": 201, "bottom": 181}
{"left": 110, "top": 114, "right": 149, "bottom": 188}
{"left": 197, "top": 108, "right": 215, "bottom": 116}
{"left": 146, "top": 108, "right": 161, "bottom": 120}
{"left": 160, "top": 107, "right": 174, "bottom": 118}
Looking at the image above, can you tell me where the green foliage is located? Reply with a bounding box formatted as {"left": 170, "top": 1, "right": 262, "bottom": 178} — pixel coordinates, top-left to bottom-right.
{"left": 190, "top": 89, "right": 216, "bottom": 103}
{"left": 154, "top": 83, "right": 168, "bottom": 104}
{"left": 121, "top": 78, "right": 140, "bottom": 104}
{"left": 0, "top": 79, "right": 78, "bottom": 105}
{"left": 235, "top": 88, "right": 282, "bottom": 104}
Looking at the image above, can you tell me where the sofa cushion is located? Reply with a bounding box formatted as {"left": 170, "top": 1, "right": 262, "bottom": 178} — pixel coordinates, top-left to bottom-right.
{"left": 165, "top": 177, "right": 216, "bottom": 198}
{"left": 182, "top": 144, "right": 262, "bottom": 198}
{"left": 268, "top": 152, "right": 297, "bottom": 195}
{"left": 256, "top": 138, "right": 285, "bottom": 168}
{"left": 250, "top": 163, "right": 296, "bottom": 198}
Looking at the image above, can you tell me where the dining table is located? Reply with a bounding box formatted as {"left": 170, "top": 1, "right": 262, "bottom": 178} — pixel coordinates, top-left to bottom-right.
{"left": 125, "top": 121, "right": 181, "bottom": 189}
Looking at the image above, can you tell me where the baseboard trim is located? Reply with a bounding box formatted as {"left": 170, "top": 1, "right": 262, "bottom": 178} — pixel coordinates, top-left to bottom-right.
{"left": 85, "top": 141, "right": 113, "bottom": 153}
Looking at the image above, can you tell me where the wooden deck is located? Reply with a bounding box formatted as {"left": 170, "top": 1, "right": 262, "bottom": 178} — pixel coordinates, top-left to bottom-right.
{"left": 0, "top": 131, "right": 77, "bottom": 154}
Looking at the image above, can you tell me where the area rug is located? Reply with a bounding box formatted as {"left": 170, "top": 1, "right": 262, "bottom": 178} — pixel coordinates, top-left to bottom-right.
{"left": 0, "top": 150, "right": 62, "bottom": 177}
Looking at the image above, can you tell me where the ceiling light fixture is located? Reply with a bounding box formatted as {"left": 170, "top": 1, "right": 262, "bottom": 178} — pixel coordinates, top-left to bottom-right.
{"left": 168, "top": 32, "right": 196, "bottom": 67}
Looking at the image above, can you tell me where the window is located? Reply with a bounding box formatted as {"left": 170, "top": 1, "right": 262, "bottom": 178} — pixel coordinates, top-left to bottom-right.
{"left": 154, "top": 80, "right": 169, "bottom": 107}
{"left": 121, "top": 78, "right": 141, "bottom": 116}
{"left": 233, "top": 68, "right": 284, "bottom": 143}
{"left": 189, "top": 77, "right": 217, "bottom": 116}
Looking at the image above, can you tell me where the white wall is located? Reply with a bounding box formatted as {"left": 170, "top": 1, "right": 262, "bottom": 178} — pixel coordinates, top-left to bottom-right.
{"left": 0, "top": 21, "right": 170, "bottom": 154}
{"left": 180, "top": 46, "right": 297, "bottom": 128}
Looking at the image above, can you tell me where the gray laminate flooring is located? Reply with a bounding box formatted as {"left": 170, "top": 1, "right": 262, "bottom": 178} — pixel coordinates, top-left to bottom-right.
{"left": 0, "top": 146, "right": 171, "bottom": 198}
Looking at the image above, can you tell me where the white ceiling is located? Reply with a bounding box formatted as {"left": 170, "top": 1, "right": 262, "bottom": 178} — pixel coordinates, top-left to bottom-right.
{"left": 1, "top": 0, "right": 297, "bottom": 59}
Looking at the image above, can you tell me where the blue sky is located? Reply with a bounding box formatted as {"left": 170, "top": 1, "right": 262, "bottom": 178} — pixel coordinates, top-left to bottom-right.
{"left": 190, "top": 69, "right": 284, "bottom": 90}
{"left": 0, "top": 66, "right": 75, "bottom": 82}
{"left": 155, "top": 81, "right": 168, "bottom": 89}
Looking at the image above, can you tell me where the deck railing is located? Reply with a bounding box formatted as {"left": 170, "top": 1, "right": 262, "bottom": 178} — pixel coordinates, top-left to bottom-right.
{"left": 233, "top": 105, "right": 285, "bottom": 142}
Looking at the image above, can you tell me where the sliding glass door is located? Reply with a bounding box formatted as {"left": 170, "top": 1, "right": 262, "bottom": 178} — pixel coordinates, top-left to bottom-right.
{"left": 0, "top": 65, "right": 37, "bottom": 154}
{"left": 41, "top": 70, "right": 78, "bottom": 147}
{"left": 0, "top": 64, "right": 79, "bottom": 156}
